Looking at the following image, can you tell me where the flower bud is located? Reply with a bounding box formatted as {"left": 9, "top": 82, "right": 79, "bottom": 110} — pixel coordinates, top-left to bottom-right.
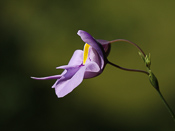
{"left": 148, "top": 70, "right": 159, "bottom": 91}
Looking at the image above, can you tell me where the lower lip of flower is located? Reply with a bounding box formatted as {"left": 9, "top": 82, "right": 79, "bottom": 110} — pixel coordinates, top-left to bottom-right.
{"left": 83, "top": 43, "right": 90, "bottom": 65}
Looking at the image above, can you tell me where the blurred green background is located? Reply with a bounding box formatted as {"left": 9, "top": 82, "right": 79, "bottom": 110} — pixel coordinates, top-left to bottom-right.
{"left": 1, "top": 0, "right": 175, "bottom": 130}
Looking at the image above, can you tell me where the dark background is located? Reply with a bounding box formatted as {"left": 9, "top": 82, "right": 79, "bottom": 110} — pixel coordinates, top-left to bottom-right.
{"left": 1, "top": 0, "right": 175, "bottom": 130}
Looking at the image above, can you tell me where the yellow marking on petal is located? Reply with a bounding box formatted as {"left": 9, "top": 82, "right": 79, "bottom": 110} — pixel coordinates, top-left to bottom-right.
{"left": 83, "top": 43, "right": 90, "bottom": 65}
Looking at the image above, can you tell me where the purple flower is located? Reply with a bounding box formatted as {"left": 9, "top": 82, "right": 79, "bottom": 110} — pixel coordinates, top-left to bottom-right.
{"left": 31, "top": 30, "right": 110, "bottom": 98}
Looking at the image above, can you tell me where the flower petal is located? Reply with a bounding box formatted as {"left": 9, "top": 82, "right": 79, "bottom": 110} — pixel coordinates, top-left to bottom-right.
{"left": 55, "top": 66, "right": 86, "bottom": 98}
{"left": 84, "top": 61, "right": 101, "bottom": 79}
{"left": 68, "top": 50, "right": 83, "bottom": 65}
{"left": 54, "top": 65, "right": 80, "bottom": 87}
{"left": 56, "top": 50, "right": 83, "bottom": 69}
{"left": 56, "top": 65, "right": 80, "bottom": 70}
{"left": 87, "top": 47, "right": 101, "bottom": 66}
{"left": 77, "top": 30, "right": 106, "bottom": 68}
{"left": 77, "top": 30, "right": 104, "bottom": 57}
{"left": 85, "top": 61, "right": 100, "bottom": 72}
{"left": 31, "top": 75, "right": 62, "bottom": 80}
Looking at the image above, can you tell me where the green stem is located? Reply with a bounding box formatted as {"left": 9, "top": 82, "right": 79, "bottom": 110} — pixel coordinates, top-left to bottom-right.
{"left": 107, "top": 60, "right": 149, "bottom": 75}
{"left": 109, "top": 39, "right": 146, "bottom": 57}
{"left": 158, "top": 90, "right": 175, "bottom": 123}
{"left": 109, "top": 39, "right": 175, "bottom": 123}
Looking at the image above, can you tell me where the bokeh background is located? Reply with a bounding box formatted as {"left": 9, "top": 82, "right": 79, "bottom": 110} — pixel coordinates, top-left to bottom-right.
{"left": 1, "top": 0, "right": 175, "bottom": 130}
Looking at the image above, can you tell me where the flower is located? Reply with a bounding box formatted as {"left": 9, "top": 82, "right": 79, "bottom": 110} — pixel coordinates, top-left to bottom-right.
{"left": 31, "top": 30, "right": 110, "bottom": 98}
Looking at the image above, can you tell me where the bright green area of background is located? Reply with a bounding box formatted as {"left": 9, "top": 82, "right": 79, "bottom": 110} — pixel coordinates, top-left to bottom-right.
{"left": 1, "top": 0, "right": 175, "bottom": 130}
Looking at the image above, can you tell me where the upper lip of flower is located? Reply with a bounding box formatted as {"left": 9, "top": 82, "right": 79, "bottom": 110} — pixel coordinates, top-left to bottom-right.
{"left": 77, "top": 30, "right": 108, "bottom": 68}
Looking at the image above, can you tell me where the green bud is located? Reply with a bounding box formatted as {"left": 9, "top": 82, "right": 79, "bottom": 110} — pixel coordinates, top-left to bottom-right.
{"left": 148, "top": 70, "right": 159, "bottom": 91}
{"left": 139, "top": 52, "right": 151, "bottom": 69}
{"left": 138, "top": 51, "right": 145, "bottom": 63}
{"left": 145, "top": 53, "right": 151, "bottom": 68}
